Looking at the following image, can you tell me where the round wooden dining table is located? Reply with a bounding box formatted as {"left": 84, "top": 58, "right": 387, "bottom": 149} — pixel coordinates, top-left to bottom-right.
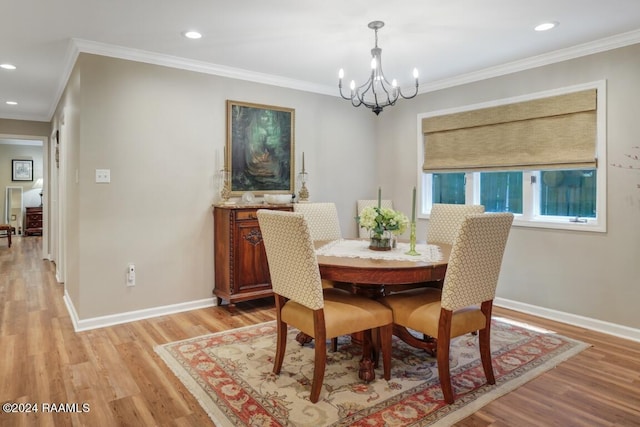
{"left": 315, "top": 240, "right": 450, "bottom": 296}
{"left": 312, "top": 239, "right": 451, "bottom": 381}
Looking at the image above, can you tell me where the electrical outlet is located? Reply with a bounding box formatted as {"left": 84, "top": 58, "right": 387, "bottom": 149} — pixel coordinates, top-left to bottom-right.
{"left": 127, "top": 263, "right": 135, "bottom": 286}
{"left": 96, "top": 169, "right": 111, "bottom": 183}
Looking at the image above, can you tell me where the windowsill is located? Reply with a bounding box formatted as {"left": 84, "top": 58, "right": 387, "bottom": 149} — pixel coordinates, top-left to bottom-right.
{"left": 512, "top": 217, "right": 605, "bottom": 233}
{"left": 421, "top": 213, "right": 605, "bottom": 233}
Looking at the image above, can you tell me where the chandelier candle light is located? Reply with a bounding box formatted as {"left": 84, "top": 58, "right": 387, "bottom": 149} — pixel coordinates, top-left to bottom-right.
{"left": 405, "top": 186, "right": 420, "bottom": 256}
{"left": 338, "top": 21, "right": 419, "bottom": 115}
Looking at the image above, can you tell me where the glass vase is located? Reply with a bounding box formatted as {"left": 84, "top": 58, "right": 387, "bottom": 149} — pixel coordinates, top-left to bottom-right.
{"left": 369, "top": 230, "right": 392, "bottom": 251}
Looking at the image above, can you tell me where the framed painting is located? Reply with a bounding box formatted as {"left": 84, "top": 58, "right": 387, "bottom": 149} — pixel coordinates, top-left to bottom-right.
{"left": 12, "top": 159, "right": 33, "bottom": 181}
{"left": 226, "top": 100, "right": 295, "bottom": 196}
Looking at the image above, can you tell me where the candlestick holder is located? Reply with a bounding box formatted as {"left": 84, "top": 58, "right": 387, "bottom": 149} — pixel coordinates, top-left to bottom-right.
{"left": 405, "top": 221, "right": 420, "bottom": 256}
{"left": 219, "top": 169, "right": 232, "bottom": 204}
{"left": 298, "top": 171, "right": 309, "bottom": 202}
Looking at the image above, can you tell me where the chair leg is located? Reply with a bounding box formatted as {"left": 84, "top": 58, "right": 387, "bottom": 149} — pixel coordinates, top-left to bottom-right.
{"left": 479, "top": 326, "right": 495, "bottom": 385}
{"left": 379, "top": 324, "right": 392, "bottom": 380}
{"left": 331, "top": 337, "right": 338, "bottom": 352}
{"left": 272, "top": 296, "right": 287, "bottom": 375}
{"left": 371, "top": 328, "right": 380, "bottom": 368}
{"left": 479, "top": 301, "right": 495, "bottom": 384}
{"left": 436, "top": 335, "right": 454, "bottom": 404}
{"left": 273, "top": 320, "right": 287, "bottom": 375}
{"left": 310, "top": 331, "right": 327, "bottom": 403}
{"left": 437, "top": 309, "right": 455, "bottom": 404}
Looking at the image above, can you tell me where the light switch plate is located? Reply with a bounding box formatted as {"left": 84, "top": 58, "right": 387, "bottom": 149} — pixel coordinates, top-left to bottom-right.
{"left": 96, "top": 169, "right": 111, "bottom": 183}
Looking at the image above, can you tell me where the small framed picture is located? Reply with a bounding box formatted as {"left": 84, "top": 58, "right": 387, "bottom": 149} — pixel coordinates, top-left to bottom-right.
{"left": 12, "top": 159, "right": 33, "bottom": 181}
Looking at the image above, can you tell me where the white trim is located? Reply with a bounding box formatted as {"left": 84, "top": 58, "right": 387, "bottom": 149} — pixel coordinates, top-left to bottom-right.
{"left": 63, "top": 289, "right": 217, "bottom": 332}
{"left": 44, "top": 30, "right": 640, "bottom": 122}
{"left": 419, "top": 29, "right": 640, "bottom": 95}
{"left": 60, "top": 288, "right": 639, "bottom": 343}
{"left": 72, "top": 38, "right": 334, "bottom": 96}
{"left": 495, "top": 297, "right": 640, "bottom": 343}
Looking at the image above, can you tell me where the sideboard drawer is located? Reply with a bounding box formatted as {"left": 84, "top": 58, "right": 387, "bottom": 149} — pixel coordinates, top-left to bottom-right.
{"left": 235, "top": 210, "right": 259, "bottom": 221}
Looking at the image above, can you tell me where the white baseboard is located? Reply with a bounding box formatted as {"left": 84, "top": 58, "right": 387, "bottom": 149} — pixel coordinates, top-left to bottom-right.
{"left": 63, "top": 289, "right": 217, "bottom": 332}
{"left": 61, "top": 292, "right": 639, "bottom": 342}
{"left": 495, "top": 297, "right": 640, "bottom": 343}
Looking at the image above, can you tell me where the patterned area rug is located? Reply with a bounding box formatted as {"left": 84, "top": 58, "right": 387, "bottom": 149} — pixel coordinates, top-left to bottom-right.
{"left": 155, "top": 317, "right": 588, "bottom": 426}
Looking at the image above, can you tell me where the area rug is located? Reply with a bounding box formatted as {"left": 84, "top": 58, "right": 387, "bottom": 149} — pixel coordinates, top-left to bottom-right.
{"left": 155, "top": 317, "right": 588, "bottom": 426}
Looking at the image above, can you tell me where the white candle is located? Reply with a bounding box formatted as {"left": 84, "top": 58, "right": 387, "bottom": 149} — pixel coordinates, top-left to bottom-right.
{"left": 224, "top": 145, "right": 229, "bottom": 170}
{"left": 302, "top": 152, "right": 305, "bottom": 173}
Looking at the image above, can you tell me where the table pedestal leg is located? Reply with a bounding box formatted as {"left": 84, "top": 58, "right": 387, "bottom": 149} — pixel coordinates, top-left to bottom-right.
{"left": 358, "top": 329, "right": 375, "bottom": 382}
{"left": 295, "top": 331, "right": 313, "bottom": 346}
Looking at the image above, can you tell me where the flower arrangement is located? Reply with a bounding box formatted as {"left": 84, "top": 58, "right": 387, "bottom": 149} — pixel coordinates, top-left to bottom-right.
{"left": 357, "top": 206, "right": 409, "bottom": 238}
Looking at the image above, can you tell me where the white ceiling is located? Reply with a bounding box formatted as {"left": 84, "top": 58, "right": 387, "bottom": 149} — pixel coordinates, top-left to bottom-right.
{"left": 2, "top": 0, "right": 640, "bottom": 122}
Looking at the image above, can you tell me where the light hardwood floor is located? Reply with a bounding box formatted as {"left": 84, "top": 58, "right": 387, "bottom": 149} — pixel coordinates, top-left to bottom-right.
{"left": 1, "top": 236, "right": 639, "bottom": 426}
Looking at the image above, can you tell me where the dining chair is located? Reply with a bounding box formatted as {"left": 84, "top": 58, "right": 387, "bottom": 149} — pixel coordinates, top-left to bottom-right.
{"left": 293, "top": 202, "right": 344, "bottom": 292}
{"left": 356, "top": 199, "right": 394, "bottom": 238}
{"left": 378, "top": 212, "right": 514, "bottom": 404}
{"left": 427, "top": 203, "right": 485, "bottom": 245}
{"left": 257, "top": 209, "right": 393, "bottom": 403}
{"left": 293, "top": 202, "right": 342, "bottom": 241}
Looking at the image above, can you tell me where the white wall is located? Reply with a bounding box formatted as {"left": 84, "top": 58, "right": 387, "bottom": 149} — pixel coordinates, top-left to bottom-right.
{"left": 377, "top": 43, "right": 640, "bottom": 330}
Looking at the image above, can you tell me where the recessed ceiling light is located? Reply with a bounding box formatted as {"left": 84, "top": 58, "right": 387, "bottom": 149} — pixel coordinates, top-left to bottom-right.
{"left": 0, "top": 63, "right": 16, "bottom": 70}
{"left": 183, "top": 30, "right": 202, "bottom": 39}
{"left": 6, "top": 101, "right": 18, "bottom": 105}
{"left": 534, "top": 22, "right": 558, "bottom": 32}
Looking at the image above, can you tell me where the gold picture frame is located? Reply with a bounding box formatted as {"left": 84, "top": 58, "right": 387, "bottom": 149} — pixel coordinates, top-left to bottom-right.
{"left": 226, "top": 100, "right": 295, "bottom": 196}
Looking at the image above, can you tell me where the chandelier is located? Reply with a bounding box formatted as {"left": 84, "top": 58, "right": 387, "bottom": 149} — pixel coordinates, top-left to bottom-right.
{"left": 338, "top": 21, "right": 419, "bottom": 115}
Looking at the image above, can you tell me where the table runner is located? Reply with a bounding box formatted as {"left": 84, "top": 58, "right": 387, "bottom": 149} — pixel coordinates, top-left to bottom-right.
{"left": 315, "top": 239, "right": 442, "bottom": 262}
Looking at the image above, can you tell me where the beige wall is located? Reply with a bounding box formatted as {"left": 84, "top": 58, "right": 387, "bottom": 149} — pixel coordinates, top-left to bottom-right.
{"left": 48, "top": 43, "right": 640, "bottom": 331}
{"left": 0, "top": 119, "right": 50, "bottom": 138}
{"left": 56, "top": 54, "right": 377, "bottom": 320}
{"left": 377, "top": 43, "right": 640, "bottom": 329}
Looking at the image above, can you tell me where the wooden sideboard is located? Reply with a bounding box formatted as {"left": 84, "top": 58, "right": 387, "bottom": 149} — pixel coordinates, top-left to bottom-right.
{"left": 213, "top": 204, "right": 292, "bottom": 312}
{"left": 25, "top": 206, "right": 43, "bottom": 236}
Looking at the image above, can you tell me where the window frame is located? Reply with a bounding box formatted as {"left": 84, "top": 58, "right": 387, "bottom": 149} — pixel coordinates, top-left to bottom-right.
{"left": 417, "top": 81, "right": 607, "bottom": 233}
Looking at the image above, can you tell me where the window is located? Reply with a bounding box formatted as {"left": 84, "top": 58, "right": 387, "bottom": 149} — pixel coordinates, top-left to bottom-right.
{"left": 419, "top": 82, "right": 606, "bottom": 232}
{"left": 480, "top": 171, "right": 523, "bottom": 214}
{"left": 425, "top": 168, "right": 597, "bottom": 222}
{"left": 432, "top": 173, "right": 465, "bottom": 204}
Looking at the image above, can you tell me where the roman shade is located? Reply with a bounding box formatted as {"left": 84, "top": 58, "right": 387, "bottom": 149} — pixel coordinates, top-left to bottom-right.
{"left": 422, "top": 89, "right": 597, "bottom": 172}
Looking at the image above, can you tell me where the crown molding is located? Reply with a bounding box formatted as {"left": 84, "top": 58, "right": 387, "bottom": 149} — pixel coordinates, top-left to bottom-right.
{"left": 73, "top": 38, "right": 335, "bottom": 94}
{"left": 421, "top": 28, "right": 640, "bottom": 93}
{"left": 47, "top": 30, "right": 640, "bottom": 121}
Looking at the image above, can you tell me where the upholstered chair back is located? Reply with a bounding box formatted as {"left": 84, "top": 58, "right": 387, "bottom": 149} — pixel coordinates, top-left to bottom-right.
{"left": 293, "top": 203, "right": 342, "bottom": 241}
{"left": 427, "top": 203, "right": 485, "bottom": 245}
{"left": 356, "top": 199, "right": 394, "bottom": 238}
{"left": 256, "top": 210, "right": 324, "bottom": 310}
{"left": 440, "top": 213, "right": 514, "bottom": 311}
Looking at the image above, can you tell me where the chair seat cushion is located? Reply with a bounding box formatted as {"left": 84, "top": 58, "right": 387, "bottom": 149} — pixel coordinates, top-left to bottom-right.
{"left": 282, "top": 293, "right": 393, "bottom": 339}
{"left": 380, "top": 289, "right": 486, "bottom": 338}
